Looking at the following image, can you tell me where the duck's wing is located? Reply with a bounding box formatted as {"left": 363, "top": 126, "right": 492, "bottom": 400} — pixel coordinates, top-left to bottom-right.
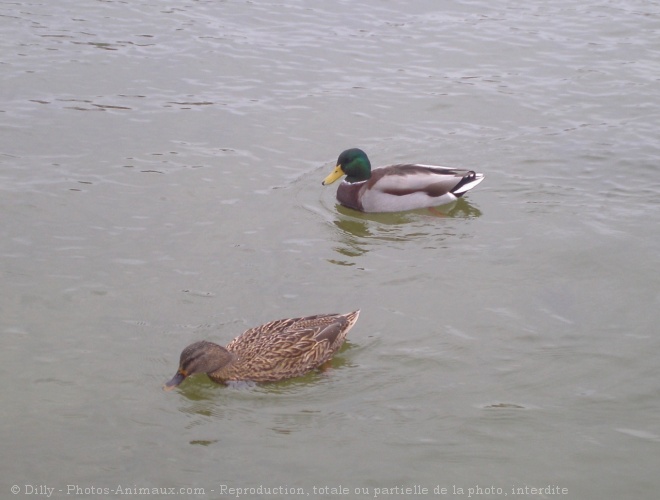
{"left": 371, "top": 165, "right": 483, "bottom": 197}
{"left": 225, "top": 311, "right": 360, "bottom": 379}
{"left": 227, "top": 312, "right": 357, "bottom": 344}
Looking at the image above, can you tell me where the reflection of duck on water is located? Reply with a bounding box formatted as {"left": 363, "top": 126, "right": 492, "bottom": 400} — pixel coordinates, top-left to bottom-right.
{"left": 326, "top": 198, "right": 483, "bottom": 267}
{"left": 323, "top": 148, "right": 484, "bottom": 213}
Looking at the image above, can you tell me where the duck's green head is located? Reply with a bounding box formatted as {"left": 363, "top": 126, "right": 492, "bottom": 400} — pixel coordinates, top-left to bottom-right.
{"left": 322, "top": 148, "right": 372, "bottom": 185}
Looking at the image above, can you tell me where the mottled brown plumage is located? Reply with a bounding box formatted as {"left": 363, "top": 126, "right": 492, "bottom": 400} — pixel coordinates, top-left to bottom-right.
{"left": 164, "top": 311, "right": 360, "bottom": 389}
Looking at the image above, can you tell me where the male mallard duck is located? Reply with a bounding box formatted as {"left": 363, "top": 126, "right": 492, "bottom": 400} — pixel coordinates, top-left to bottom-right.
{"left": 322, "top": 148, "right": 484, "bottom": 213}
{"left": 164, "top": 311, "right": 360, "bottom": 389}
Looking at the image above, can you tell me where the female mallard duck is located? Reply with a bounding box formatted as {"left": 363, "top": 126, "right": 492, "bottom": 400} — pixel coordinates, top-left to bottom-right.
{"left": 164, "top": 311, "right": 360, "bottom": 389}
{"left": 322, "top": 148, "right": 484, "bottom": 213}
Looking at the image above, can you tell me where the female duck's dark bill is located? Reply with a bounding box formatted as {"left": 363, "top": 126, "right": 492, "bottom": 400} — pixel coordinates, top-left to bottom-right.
{"left": 163, "top": 371, "right": 186, "bottom": 391}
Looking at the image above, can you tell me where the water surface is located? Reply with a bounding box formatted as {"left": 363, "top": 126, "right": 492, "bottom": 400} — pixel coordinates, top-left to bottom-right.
{"left": 1, "top": 1, "right": 659, "bottom": 499}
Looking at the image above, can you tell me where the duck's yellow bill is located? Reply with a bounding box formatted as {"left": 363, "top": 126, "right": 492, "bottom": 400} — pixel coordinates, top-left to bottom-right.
{"left": 322, "top": 165, "right": 345, "bottom": 185}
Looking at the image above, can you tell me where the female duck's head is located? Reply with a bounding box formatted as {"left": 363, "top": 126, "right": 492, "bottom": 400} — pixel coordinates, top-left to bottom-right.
{"left": 163, "top": 341, "right": 234, "bottom": 390}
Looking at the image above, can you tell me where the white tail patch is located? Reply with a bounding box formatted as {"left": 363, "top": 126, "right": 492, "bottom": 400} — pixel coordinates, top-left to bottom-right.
{"left": 453, "top": 173, "right": 485, "bottom": 195}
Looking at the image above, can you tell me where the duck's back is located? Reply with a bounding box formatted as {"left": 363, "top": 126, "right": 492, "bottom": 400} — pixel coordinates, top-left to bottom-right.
{"left": 220, "top": 312, "right": 358, "bottom": 382}
{"left": 343, "top": 164, "right": 484, "bottom": 213}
